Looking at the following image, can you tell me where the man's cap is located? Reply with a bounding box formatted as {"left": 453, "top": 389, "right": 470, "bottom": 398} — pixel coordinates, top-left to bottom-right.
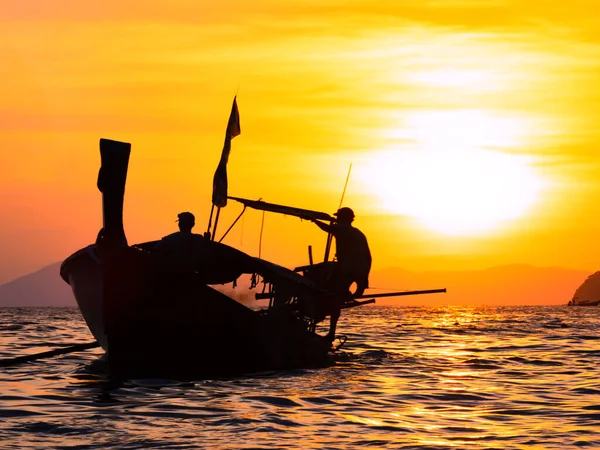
{"left": 334, "top": 207, "right": 355, "bottom": 219}
{"left": 176, "top": 212, "right": 195, "bottom": 223}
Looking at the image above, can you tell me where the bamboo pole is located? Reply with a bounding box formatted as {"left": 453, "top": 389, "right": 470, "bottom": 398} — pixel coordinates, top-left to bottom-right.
{"left": 255, "top": 288, "right": 446, "bottom": 301}
{"left": 211, "top": 207, "right": 222, "bottom": 241}
{"left": 0, "top": 341, "right": 100, "bottom": 368}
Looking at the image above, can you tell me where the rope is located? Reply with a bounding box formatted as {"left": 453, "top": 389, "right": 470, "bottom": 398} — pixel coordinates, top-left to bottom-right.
{"left": 258, "top": 210, "right": 265, "bottom": 259}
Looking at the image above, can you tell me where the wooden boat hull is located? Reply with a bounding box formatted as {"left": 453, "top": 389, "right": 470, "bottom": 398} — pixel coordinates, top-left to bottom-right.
{"left": 61, "top": 245, "right": 108, "bottom": 351}
{"left": 61, "top": 244, "right": 332, "bottom": 379}
{"left": 60, "top": 138, "right": 333, "bottom": 379}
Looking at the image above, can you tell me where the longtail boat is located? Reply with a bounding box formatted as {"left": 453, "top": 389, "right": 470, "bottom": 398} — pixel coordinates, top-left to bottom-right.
{"left": 60, "top": 102, "right": 445, "bottom": 379}
{"left": 60, "top": 139, "right": 338, "bottom": 378}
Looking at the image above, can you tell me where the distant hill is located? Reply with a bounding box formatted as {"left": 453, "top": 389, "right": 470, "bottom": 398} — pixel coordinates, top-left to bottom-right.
{"left": 0, "top": 262, "right": 593, "bottom": 307}
{"left": 0, "top": 262, "right": 74, "bottom": 307}
{"left": 570, "top": 271, "right": 600, "bottom": 305}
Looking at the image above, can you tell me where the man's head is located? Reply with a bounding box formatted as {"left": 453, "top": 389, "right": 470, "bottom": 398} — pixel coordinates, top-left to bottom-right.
{"left": 334, "top": 207, "right": 355, "bottom": 224}
{"left": 176, "top": 212, "right": 195, "bottom": 232}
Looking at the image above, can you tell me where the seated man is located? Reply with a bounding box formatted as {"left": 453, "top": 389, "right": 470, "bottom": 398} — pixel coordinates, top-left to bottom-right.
{"left": 153, "top": 212, "right": 205, "bottom": 279}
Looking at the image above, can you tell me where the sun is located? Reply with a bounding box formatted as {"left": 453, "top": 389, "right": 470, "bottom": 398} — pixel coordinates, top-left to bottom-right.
{"left": 358, "top": 110, "right": 545, "bottom": 235}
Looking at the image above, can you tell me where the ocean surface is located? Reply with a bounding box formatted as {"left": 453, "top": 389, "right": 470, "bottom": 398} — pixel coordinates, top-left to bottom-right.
{"left": 0, "top": 305, "right": 599, "bottom": 449}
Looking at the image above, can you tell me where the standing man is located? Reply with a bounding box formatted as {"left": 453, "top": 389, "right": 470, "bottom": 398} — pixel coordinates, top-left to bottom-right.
{"left": 311, "top": 207, "right": 372, "bottom": 341}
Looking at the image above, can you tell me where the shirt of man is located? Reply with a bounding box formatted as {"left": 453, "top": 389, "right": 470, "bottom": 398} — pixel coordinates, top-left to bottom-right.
{"left": 154, "top": 231, "right": 205, "bottom": 276}
{"left": 325, "top": 222, "right": 372, "bottom": 289}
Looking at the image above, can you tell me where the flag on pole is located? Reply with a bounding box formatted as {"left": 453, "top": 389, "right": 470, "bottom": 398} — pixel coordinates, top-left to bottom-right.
{"left": 212, "top": 97, "right": 241, "bottom": 208}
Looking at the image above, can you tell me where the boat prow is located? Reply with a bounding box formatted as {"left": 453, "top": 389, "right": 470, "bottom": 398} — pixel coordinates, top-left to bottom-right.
{"left": 61, "top": 245, "right": 108, "bottom": 350}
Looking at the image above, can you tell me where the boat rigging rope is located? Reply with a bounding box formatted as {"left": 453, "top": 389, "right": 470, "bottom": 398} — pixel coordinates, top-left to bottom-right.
{"left": 258, "top": 210, "right": 265, "bottom": 259}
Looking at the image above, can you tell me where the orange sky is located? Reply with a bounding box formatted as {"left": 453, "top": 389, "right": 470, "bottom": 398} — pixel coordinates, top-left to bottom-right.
{"left": 2, "top": 1, "right": 600, "bottom": 297}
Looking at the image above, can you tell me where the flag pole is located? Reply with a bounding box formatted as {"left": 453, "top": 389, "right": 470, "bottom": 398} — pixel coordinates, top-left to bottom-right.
{"left": 208, "top": 96, "right": 241, "bottom": 240}
{"left": 206, "top": 204, "right": 215, "bottom": 238}
{"left": 211, "top": 207, "right": 221, "bottom": 241}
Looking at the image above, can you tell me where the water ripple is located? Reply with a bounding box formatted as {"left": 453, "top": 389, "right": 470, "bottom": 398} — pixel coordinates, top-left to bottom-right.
{"left": 1, "top": 305, "right": 599, "bottom": 449}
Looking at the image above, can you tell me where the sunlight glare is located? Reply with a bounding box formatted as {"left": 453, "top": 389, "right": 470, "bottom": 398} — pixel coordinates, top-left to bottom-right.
{"left": 360, "top": 148, "right": 543, "bottom": 235}
{"left": 360, "top": 111, "right": 544, "bottom": 235}
{"left": 408, "top": 68, "right": 491, "bottom": 88}
{"left": 385, "top": 110, "right": 524, "bottom": 150}
{"left": 358, "top": 109, "right": 544, "bottom": 235}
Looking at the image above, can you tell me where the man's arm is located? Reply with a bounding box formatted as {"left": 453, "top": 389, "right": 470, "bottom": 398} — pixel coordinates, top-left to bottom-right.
{"left": 311, "top": 219, "right": 334, "bottom": 233}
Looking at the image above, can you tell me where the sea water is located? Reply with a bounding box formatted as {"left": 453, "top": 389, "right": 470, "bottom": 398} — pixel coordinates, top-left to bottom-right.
{"left": 0, "top": 306, "right": 599, "bottom": 449}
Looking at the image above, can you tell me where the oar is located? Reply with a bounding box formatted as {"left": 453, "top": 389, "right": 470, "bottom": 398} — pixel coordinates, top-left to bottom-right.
{"left": 0, "top": 341, "right": 100, "bottom": 368}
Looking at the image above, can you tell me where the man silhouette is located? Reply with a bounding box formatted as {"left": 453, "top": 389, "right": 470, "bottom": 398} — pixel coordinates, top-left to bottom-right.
{"left": 311, "top": 207, "right": 372, "bottom": 341}
{"left": 154, "top": 212, "right": 205, "bottom": 278}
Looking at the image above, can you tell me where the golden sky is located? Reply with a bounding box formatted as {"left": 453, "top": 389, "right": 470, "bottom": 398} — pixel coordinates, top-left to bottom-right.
{"left": 2, "top": 0, "right": 600, "bottom": 290}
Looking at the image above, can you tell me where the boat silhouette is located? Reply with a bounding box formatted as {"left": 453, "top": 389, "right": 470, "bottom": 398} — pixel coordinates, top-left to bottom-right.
{"left": 59, "top": 138, "right": 379, "bottom": 379}
{"left": 59, "top": 99, "right": 445, "bottom": 379}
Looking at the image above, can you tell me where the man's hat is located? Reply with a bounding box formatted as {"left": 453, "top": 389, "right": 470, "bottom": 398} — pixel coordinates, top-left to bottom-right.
{"left": 176, "top": 212, "right": 195, "bottom": 223}
{"left": 334, "top": 207, "right": 355, "bottom": 219}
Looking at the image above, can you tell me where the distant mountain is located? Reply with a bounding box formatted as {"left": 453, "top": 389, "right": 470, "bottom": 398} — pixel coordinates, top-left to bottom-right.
{"left": 569, "top": 271, "right": 600, "bottom": 305}
{"left": 0, "top": 262, "right": 593, "bottom": 307}
{"left": 0, "top": 262, "right": 74, "bottom": 307}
